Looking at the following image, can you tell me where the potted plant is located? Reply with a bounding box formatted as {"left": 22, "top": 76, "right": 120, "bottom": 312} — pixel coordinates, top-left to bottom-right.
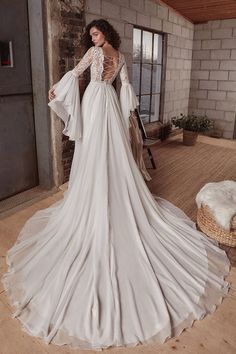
{"left": 171, "top": 113, "right": 213, "bottom": 146}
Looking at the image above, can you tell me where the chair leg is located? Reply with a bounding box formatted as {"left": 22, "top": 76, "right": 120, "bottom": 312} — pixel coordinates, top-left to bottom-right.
{"left": 147, "top": 148, "right": 156, "bottom": 169}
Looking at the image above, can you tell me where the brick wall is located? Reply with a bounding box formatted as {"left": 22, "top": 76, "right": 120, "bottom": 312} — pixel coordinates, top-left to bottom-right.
{"left": 59, "top": 6, "right": 85, "bottom": 183}
{"left": 164, "top": 16, "right": 193, "bottom": 122}
{"left": 47, "top": 0, "right": 86, "bottom": 184}
{"left": 189, "top": 20, "right": 236, "bottom": 139}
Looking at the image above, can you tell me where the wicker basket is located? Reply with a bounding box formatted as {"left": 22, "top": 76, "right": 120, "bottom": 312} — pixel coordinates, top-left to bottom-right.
{"left": 197, "top": 205, "right": 236, "bottom": 247}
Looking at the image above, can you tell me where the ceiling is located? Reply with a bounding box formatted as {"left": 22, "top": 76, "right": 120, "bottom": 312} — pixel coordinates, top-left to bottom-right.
{"left": 160, "top": 0, "right": 236, "bottom": 23}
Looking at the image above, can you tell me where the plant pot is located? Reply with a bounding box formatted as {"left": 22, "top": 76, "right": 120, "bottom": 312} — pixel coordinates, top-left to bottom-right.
{"left": 183, "top": 130, "right": 198, "bottom": 146}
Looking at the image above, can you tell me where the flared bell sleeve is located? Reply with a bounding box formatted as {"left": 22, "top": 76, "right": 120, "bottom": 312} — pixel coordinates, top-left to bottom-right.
{"left": 48, "top": 71, "right": 82, "bottom": 140}
{"left": 119, "top": 60, "right": 139, "bottom": 134}
{"left": 48, "top": 47, "right": 95, "bottom": 141}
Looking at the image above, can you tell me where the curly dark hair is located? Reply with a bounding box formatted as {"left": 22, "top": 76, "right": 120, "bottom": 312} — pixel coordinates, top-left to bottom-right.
{"left": 81, "top": 19, "right": 121, "bottom": 50}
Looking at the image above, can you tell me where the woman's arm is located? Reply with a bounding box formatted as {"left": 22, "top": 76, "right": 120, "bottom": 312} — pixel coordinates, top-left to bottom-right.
{"left": 48, "top": 46, "right": 95, "bottom": 100}
{"left": 48, "top": 47, "right": 95, "bottom": 140}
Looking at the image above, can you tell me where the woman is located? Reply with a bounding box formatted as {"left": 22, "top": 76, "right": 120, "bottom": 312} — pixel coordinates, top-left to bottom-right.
{"left": 2, "top": 19, "right": 230, "bottom": 351}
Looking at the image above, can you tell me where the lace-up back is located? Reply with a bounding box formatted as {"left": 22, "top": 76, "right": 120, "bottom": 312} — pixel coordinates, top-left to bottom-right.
{"left": 101, "top": 52, "right": 120, "bottom": 82}
{"left": 72, "top": 46, "right": 128, "bottom": 85}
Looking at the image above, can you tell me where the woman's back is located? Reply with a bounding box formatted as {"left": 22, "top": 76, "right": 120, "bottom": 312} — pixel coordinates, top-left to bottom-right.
{"left": 100, "top": 48, "right": 120, "bottom": 81}
{"left": 72, "top": 46, "right": 125, "bottom": 84}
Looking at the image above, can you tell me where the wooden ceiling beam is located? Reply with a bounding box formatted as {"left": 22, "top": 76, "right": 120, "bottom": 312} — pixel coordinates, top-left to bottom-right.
{"left": 159, "top": 0, "right": 236, "bottom": 23}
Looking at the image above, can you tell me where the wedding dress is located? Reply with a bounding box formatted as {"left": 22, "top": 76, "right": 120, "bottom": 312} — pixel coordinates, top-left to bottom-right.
{"left": 2, "top": 46, "right": 230, "bottom": 351}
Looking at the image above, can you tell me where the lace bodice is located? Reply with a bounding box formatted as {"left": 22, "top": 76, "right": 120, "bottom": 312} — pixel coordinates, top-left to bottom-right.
{"left": 71, "top": 46, "right": 130, "bottom": 85}
{"left": 49, "top": 46, "right": 138, "bottom": 141}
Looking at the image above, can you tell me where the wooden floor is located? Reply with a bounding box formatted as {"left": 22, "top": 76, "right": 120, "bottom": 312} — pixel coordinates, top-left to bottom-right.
{"left": 145, "top": 134, "right": 236, "bottom": 266}
{"left": 1, "top": 134, "right": 236, "bottom": 354}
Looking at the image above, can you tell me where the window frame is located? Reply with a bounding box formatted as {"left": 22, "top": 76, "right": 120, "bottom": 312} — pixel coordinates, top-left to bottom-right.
{"left": 132, "top": 25, "right": 167, "bottom": 124}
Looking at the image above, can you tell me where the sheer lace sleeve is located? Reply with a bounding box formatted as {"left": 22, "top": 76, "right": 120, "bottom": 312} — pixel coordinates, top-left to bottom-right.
{"left": 48, "top": 47, "right": 95, "bottom": 141}
{"left": 119, "top": 59, "right": 139, "bottom": 134}
{"left": 119, "top": 60, "right": 130, "bottom": 84}
{"left": 71, "top": 47, "right": 95, "bottom": 77}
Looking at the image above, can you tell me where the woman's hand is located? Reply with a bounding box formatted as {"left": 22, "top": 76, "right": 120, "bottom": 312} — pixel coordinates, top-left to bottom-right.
{"left": 48, "top": 87, "right": 56, "bottom": 101}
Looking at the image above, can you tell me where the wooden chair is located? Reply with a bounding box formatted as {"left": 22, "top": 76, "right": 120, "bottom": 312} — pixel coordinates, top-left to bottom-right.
{"left": 133, "top": 109, "right": 160, "bottom": 169}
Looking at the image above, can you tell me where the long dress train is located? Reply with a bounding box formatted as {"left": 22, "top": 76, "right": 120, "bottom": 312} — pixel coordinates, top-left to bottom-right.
{"left": 2, "top": 46, "right": 230, "bottom": 351}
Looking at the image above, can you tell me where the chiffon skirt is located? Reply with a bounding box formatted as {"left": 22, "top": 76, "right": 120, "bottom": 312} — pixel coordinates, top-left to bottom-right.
{"left": 2, "top": 81, "right": 230, "bottom": 350}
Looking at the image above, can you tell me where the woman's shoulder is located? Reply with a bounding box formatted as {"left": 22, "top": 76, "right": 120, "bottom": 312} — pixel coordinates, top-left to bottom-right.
{"left": 84, "top": 46, "right": 98, "bottom": 56}
{"left": 87, "top": 46, "right": 96, "bottom": 53}
{"left": 96, "top": 46, "right": 123, "bottom": 58}
{"left": 86, "top": 46, "right": 125, "bottom": 64}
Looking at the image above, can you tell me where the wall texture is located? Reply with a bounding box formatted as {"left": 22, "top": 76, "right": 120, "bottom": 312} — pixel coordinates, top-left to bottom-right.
{"left": 189, "top": 20, "right": 236, "bottom": 139}
{"left": 47, "top": 0, "right": 85, "bottom": 184}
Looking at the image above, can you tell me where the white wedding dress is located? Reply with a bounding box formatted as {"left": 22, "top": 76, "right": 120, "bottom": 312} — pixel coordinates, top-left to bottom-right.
{"left": 2, "top": 46, "right": 230, "bottom": 351}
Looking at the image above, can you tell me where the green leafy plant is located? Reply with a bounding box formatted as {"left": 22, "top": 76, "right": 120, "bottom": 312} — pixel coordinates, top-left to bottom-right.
{"left": 172, "top": 113, "right": 213, "bottom": 132}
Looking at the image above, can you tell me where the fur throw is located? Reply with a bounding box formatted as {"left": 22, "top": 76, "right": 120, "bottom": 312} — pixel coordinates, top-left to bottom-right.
{"left": 196, "top": 180, "right": 236, "bottom": 230}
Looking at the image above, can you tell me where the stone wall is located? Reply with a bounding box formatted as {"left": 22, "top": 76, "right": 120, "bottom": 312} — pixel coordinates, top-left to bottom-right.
{"left": 189, "top": 19, "right": 236, "bottom": 139}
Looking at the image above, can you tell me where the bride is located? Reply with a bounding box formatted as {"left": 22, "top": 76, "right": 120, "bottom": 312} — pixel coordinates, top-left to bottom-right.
{"left": 2, "top": 19, "right": 230, "bottom": 351}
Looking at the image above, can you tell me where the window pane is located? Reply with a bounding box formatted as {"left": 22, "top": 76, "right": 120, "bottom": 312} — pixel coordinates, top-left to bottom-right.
{"left": 142, "top": 31, "right": 152, "bottom": 63}
{"left": 141, "top": 64, "right": 151, "bottom": 94}
{"left": 133, "top": 28, "right": 141, "bottom": 62}
{"left": 132, "top": 28, "right": 164, "bottom": 123}
{"left": 152, "top": 65, "right": 162, "bottom": 93}
{"left": 153, "top": 33, "right": 162, "bottom": 64}
{"left": 150, "top": 94, "right": 160, "bottom": 122}
{"left": 140, "top": 95, "right": 150, "bottom": 124}
{"left": 132, "top": 63, "right": 140, "bottom": 95}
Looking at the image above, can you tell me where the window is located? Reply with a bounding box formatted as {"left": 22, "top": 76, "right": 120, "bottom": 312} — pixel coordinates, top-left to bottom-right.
{"left": 132, "top": 28, "right": 164, "bottom": 124}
